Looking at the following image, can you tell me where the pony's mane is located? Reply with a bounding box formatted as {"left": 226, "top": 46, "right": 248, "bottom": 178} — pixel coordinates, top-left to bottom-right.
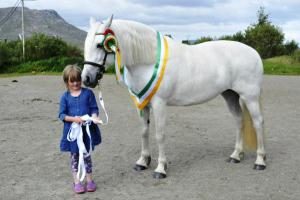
{"left": 110, "top": 20, "right": 157, "bottom": 67}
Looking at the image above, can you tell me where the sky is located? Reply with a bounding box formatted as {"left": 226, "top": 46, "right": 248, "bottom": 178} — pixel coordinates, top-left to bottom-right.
{"left": 1, "top": 0, "right": 300, "bottom": 43}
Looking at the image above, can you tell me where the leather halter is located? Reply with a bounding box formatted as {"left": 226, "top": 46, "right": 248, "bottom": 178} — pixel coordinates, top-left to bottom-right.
{"left": 83, "top": 29, "right": 116, "bottom": 75}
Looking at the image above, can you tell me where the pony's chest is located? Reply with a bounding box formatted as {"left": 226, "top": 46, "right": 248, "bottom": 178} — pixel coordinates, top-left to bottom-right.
{"left": 124, "top": 65, "right": 155, "bottom": 93}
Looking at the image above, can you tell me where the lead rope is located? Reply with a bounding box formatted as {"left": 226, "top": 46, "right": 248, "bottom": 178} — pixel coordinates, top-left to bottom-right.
{"left": 97, "top": 82, "right": 108, "bottom": 125}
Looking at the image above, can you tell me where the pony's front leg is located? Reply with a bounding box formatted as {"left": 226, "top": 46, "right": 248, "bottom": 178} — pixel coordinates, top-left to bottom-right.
{"left": 134, "top": 106, "right": 151, "bottom": 171}
{"left": 152, "top": 98, "right": 167, "bottom": 179}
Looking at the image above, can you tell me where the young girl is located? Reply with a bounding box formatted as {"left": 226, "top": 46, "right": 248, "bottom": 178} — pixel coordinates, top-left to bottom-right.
{"left": 58, "top": 65, "right": 101, "bottom": 194}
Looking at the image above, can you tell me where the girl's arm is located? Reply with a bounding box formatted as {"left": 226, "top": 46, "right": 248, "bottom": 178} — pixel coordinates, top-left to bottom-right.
{"left": 64, "top": 116, "right": 83, "bottom": 124}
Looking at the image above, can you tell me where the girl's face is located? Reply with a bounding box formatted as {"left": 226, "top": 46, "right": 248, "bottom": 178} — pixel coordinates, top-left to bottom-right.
{"left": 68, "top": 79, "right": 82, "bottom": 91}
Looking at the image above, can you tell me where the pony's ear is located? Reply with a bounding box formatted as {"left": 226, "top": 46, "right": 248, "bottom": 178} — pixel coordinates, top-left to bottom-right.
{"left": 104, "top": 14, "right": 113, "bottom": 28}
{"left": 89, "top": 17, "right": 96, "bottom": 26}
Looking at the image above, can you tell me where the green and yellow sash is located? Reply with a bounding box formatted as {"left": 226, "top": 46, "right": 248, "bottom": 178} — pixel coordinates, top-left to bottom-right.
{"left": 108, "top": 32, "right": 169, "bottom": 110}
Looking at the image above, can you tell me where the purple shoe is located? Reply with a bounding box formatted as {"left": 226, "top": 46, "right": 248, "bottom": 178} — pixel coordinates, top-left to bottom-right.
{"left": 73, "top": 183, "right": 85, "bottom": 194}
{"left": 86, "top": 181, "right": 97, "bottom": 192}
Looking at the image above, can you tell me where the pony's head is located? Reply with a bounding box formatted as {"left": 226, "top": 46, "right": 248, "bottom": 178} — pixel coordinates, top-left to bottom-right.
{"left": 82, "top": 15, "right": 116, "bottom": 88}
{"left": 82, "top": 15, "right": 158, "bottom": 87}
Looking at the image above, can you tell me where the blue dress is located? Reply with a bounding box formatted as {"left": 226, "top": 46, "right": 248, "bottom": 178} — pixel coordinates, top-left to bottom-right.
{"left": 58, "top": 88, "right": 101, "bottom": 153}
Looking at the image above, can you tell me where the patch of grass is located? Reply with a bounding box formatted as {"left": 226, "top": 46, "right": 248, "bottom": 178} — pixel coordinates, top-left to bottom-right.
{"left": 263, "top": 55, "right": 300, "bottom": 75}
{"left": 0, "top": 72, "right": 61, "bottom": 78}
{"left": 2, "top": 55, "right": 300, "bottom": 77}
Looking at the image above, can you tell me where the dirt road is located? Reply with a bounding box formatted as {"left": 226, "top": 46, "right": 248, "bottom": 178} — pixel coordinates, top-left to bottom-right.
{"left": 0, "top": 75, "right": 299, "bottom": 200}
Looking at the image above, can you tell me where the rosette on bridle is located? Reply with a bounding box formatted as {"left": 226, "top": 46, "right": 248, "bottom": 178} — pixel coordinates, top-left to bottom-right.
{"left": 84, "top": 29, "right": 120, "bottom": 82}
{"left": 103, "top": 34, "right": 117, "bottom": 53}
{"left": 99, "top": 30, "right": 123, "bottom": 82}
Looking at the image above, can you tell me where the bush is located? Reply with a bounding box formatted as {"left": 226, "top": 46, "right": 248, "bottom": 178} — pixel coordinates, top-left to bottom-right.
{"left": 244, "top": 23, "right": 285, "bottom": 59}
{"left": 4, "top": 56, "right": 84, "bottom": 73}
{"left": 0, "top": 40, "right": 23, "bottom": 72}
{"left": 285, "top": 40, "right": 299, "bottom": 55}
{"left": 105, "top": 64, "right": 115, "bottom": 74}
{"left": 219, "top": 31, "right": 246, "bottom": 43}
{"left": 0, "top": 33, "right": 83, "bottom": 73}
{"left": 25, "top": 33, "right": 82, "bottom": 61}
{"left": 194, "top": 36, "right": 213, "bottom": 44}
{"left": 0, "top": 42, "right": 9, "bottom": 67}
{"left": 292, "top": 50, "right": 300, "bottom": 63}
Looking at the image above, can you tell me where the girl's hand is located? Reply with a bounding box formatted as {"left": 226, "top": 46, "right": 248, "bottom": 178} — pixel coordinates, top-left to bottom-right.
{"left": 91, "top": 116, "right": 102, "bottom": 124}
{"left": 64, "top": 115, "right": 84, "bottom": 124}
{"left": 74, "top": 116, "right": 83, "bottom": 124}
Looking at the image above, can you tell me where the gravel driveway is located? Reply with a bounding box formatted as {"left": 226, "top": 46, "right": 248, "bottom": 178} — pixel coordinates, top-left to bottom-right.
{"left": 0, "top": 75, "right": 299, "bottom": 200}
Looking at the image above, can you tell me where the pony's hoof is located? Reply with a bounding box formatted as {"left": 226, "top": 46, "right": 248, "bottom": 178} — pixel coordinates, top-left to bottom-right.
{"left": 134, "top": 164, "right": 148, "bottom": 171}
{"left": 226, "top": 157, "right": 240, "bottom": 163}
{"left": 253, "top": 164, "right": 266, "bottom": 170}
{"left": 153, "top": 172, "right": 167, "bottom": 179}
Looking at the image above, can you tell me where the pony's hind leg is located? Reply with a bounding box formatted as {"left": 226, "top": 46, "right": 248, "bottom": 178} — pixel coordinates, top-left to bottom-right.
{"left": 221, "top": 90, "right": 244, "bottom": 163}
{"left": 242, "top": 96, "right": 266, "bottom": 170}
{"left": 134, "top": 106, "right": 151, "bottom": 171}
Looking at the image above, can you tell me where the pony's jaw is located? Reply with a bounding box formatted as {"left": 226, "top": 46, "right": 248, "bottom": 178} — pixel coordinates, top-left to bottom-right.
{"left": 82, "top": 66, "right": 99, "bottom": 88}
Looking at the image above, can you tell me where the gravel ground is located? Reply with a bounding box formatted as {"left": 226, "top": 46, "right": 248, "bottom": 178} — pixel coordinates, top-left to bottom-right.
{"left": 0, "top": 75, "right": 299, "bottom": 200}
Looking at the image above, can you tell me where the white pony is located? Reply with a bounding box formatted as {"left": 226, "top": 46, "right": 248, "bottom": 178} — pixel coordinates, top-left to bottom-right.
{"left": 82, "top": 16, "right": 266, "bottom": 179}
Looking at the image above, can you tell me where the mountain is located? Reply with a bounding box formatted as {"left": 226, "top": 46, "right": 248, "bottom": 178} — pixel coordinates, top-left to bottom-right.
{"left": 0, "top": 7, "right": 86, "bottom": 48}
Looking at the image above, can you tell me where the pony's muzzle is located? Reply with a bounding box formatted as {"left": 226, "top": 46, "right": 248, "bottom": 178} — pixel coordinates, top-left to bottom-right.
{"left": 83, "top": 73, "right": 102, "bottom": 88}
{"left": 83, "top": 76, "right": 91, "bottom": 86}
{"left": 83, "top": 76, "right": 96, "bottom": 88}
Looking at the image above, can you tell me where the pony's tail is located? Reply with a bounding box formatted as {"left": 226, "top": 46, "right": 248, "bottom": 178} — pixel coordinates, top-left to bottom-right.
{"left": 241, "top": 102, "right": 257, "bottom": 151}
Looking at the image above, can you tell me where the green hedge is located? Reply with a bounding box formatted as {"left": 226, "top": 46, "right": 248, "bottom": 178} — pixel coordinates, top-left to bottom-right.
{"left": 3, "top": 56, "right": 83, "bottom": 73}
{"left": 0, "top": 33, "right": 83, "bottom": 73}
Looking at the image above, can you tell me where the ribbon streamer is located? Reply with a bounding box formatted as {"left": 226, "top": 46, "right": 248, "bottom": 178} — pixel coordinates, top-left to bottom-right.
{"left": 67, "top": 115, "right": 93, "bottom": 181}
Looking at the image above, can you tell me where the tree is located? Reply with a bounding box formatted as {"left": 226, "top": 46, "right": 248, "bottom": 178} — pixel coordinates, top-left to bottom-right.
{"left": 219, "top": 31, "right": 246, "bottom": 43}
{"left": 194, "top": 36, "right": 213, "bottom": 44}
{"left": 284, "top": 40, "right": 299, "bottom": 55}
{"left": 244, "top": 7, "right": 285, "bottom": 58}
{"left": 257, "top": 6, "right": 270, "bottom": 25}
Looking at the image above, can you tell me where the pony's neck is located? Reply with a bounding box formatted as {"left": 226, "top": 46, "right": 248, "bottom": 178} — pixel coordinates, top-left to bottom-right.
{"left": 111, "top": 20, "right": 157, "bottom": 67}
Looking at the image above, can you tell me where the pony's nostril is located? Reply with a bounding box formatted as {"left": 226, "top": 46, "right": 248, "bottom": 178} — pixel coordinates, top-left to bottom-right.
{"left": 84, "top": 76, "right": 90, "bottom": 85}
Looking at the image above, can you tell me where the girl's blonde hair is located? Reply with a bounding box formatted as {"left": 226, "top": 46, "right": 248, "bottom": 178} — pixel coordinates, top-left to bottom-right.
{"left": 62, "top": 65, "right": 82, "bottom": 87}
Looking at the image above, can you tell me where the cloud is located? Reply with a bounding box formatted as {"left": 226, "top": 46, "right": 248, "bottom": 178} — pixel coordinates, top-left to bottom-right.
{"left": 281, "top": 20, "right": 300, "bottom": 43}
{"left": 1, "top": 0, "right": 299, "bottom": 42}
{"left": 129, "top": 0, "right": 228, "bottom": 7}
{"left": 154, "top": 22, "right": 249, "bottom": 41}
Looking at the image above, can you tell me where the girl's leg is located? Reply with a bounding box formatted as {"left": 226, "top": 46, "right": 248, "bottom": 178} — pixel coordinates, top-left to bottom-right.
{"left": 84, "top": 155, "right": 96, "bottom": 192}
{"left": 70, "top": 153, "right": 85, "bottom": 193}
{"left": 70, "top": 153, "right": 80, "bottom": 184}
{"left": 84, "top": 155, "right": 93, "bottom": 182}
